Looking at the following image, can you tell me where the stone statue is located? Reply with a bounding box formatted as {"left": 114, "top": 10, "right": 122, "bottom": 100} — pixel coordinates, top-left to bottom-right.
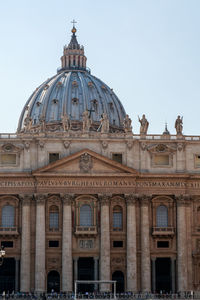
{"left": 175, "top": 115, "right": 183, "bottom": 135}
{"left": 99, "top": 112, "right": 109, "bottom": 133}
{"left": 24, "top": 116, "right": 32, "bottom": 132}
{"left": 61, "top": 113, "right": 70, "bottom": 131}
{"left": 39, "top": 116, "right": 46, "bottom": 132}
{"left": 123, "top": 114, "right": 132, "bottom": 133}
{"left": 82, "top": 110, "right": 91, "bottom": 132}
{"left": 138, "top": 114, "right": 149, "bottom": 135}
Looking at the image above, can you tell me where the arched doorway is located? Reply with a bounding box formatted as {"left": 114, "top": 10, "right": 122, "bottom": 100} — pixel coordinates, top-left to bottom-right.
{"left": 47, "top": 270, "right": 60, "bottom": 293}
{"left": 0, "top": 258, "right": 15, "bottom": 293}
{"left": 112, "top": 271, "right": 124, "bottom": 293}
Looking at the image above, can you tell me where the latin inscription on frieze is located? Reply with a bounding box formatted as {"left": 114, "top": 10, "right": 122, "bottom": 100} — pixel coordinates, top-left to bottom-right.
{"left": 1, "top": 178, "right": 200, "bottom": 190}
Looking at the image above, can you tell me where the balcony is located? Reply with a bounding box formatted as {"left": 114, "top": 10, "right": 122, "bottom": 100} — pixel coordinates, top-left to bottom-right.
{"left": 75, "top": 226, "right": 97, "bottom": 236}
{"left": 0, "top": 227, "right": 19, "bottom": 236}
{"left": 152, "top": 226, "right": 175, "bottom": 237}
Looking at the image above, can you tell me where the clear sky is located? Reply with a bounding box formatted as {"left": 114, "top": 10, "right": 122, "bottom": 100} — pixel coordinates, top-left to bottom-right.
{"left": 0, "top": 0, "right": 200, "bottom": 134}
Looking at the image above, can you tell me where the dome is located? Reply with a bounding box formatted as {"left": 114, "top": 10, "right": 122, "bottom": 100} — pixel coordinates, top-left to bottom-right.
{"left": 17, "top": 25, "right": 127, "bottom": 134}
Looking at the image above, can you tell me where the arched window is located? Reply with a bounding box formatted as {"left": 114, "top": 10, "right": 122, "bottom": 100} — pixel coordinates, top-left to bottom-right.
{"left": 113, "top": 205, "right": 123, "bottom": 230}
{"left": 49, "top": 205, "right": 59, "bottom": 230}
{"left": 156, "top": 205, "right": 168, "bottom": 227}
{"left": 2, "top": 205, "right": 15, "bottom": 227}
{"left": 80, "top": 205, "right": 92, "bottom": 226}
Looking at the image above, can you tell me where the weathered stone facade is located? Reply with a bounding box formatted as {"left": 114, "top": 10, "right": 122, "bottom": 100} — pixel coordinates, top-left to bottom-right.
{"left": 1, "top": 25, "right": 200, "bottom": 294}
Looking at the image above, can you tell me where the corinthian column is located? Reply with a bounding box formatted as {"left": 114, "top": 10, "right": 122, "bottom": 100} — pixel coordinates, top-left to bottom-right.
{"left": 35, "top": 194, "right": 46, "bottom": 292}
{"left": 176, "top": 195, "right": 188, "bottom": 291}
{"left": 99, "top": 194, "right": 111, "bottom": 291}
{"left": 20, "top": 195, "right": 32, "bottom": 292}
{"left": 126, "top": 195, "right": 137, "bottom": 292}
{"left": 62, "top": 194, "right": 73, "bottom": 292}
{"left": 140, "top": 195, "right": 151, "bottom": 292}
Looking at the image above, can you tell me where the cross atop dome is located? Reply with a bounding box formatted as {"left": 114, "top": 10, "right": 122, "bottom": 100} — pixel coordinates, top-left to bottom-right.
{"left": 71, "top": 19, "right": 77, "bottom": 34}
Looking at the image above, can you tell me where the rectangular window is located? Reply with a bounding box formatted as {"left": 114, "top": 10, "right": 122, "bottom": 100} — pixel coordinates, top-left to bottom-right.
{"left": 113, "top": 241, "right": 123, "bottom": 247}
{"left": 195, "top": 155, "right": 200, "bottom": 167}
{"left": 157, "top": 241, "right": 169, "bottom": 248}
{"left": 49, "top": 153, "right": 59, "bottom": 163}
{"left": 1, "top": 241, "right": 13, "bottom": 248}
{"left": 0, "top": 154, "right": 16, "bottom": 165}
{"left": 153, "top": 154, "right": 169, "bottom": 166}
{"left": 49, "top": 240, "right": 59, "bottom": 247}
{"left": 112, "top": 153, "right": 122, "bottom": 164}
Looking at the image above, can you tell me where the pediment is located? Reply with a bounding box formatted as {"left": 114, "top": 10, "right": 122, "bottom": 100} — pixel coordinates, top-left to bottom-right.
{"left": 33, "top": 149, "right": 138, "bottom": 176}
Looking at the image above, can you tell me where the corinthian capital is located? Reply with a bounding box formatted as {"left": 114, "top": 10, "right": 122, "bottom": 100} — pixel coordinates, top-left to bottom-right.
{"left": 19, "top": 194, "right": 32, "bottom": 206}
{"left": 176, "top": 194, "right": 191, "bottom": 207}
{"left": 34, "top": 194, "right": 47, "bottom": 205}
{"left": 99, "top": 194, "right": 112, "bottom": 206}
{"left": 125, "top": 194, "right": 138, "bottom": 206}
{"left": 61, "top": 194, "right": 74, "bottom": 205}
{"left": 139, "top": 194, "right": 151, "bottom": 206}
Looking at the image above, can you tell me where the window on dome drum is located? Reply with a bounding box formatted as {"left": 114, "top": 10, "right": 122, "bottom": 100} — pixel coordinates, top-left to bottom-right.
{"left": 49, "top": 205, "right": 59, "bottom": 230}
{"left": 1, "top": 205, "right": 15, "bottom": 228}
{"left": 153, "top": 154, "right": 170, "bottom": 166}
{"left": 49, "top": 153, "right": 59, "bottom": 163}
{"left": 1, "top": 241, "right": 13, "bottom": 248}
{"left": 0, "top": 154, "right": 16, "bottom": 166}
{"left": 195, "top": 155, "right": 200, "bottom": 167}
{"left": 112, "top": 153, "right": 122, "bottom": 164}
{"left": 80, "top": 204, "right": 92, "bottom": 226}
{"left": 113, "top": 206, "right": 123, "bottom": 231}
{"left": 156, "top": 205, "right": 168, "bottom": 227}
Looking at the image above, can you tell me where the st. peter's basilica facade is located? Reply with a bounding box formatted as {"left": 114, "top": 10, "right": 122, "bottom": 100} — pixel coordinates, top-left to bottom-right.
{"left": 0, "top": 24, "right": 200, "bottom": 294}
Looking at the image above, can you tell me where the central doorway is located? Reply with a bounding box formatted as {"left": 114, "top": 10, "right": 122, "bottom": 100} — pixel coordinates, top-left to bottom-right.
{"left": 156, "top": 258, "right": 171, "bottom": 293}
{"left": 78, "top": 257, "right": 94, "bottom": 292}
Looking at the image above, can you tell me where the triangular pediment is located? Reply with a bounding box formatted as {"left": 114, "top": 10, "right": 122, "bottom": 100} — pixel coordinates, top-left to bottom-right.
{"left": 33, "top": 149, "right": 138, "bottom": 176}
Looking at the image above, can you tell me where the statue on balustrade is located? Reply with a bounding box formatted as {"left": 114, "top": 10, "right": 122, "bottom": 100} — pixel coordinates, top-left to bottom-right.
{"left": 175, "top": 115, "right": 183, "bottom": 135}
{"left": 99, "top": 112, "right": 109, "bottom": 133}
{"left": 82, "top": 110, "right": 92, "bottom": 132}
{"left": 61, "top": 113, "right": 70, "bottom": 131}
{"left": 123, "top": 114, "right": 132, "bottom": 133}
{"left": 138, "top": 114, "right": 149, "bottom": 135}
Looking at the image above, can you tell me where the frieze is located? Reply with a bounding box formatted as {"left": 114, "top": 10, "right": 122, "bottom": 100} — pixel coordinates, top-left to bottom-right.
{"left": 1, "top": 178, "right": 200, "bottom": 191}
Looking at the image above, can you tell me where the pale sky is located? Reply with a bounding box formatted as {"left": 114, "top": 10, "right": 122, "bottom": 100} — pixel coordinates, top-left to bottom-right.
{"left": 0, "top": 0, "right": 200, "bottom": 134}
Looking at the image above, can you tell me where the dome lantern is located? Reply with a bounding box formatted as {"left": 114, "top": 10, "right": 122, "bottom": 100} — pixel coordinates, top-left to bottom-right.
{"left": 60, "top": 21, "right": 87, "bottom": 72}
